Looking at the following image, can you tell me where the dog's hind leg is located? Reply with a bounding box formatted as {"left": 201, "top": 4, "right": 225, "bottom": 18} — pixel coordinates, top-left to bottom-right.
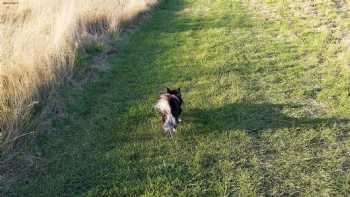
{"left": 169, "top": 129, "right": 175, "bottom": 138}
{"left": 161, "top": 114, "right": 166, "bottom": 128}
{"left": 164, "top": 128, "right": 173, "bottom": 138}
{"left": 163, "top": 126, "right": 175, "bottom": 138}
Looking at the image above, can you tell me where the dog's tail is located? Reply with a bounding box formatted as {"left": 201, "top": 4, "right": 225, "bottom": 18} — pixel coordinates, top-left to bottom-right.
{"left": 155, "top": 95, "right": 176, "bottom": 135}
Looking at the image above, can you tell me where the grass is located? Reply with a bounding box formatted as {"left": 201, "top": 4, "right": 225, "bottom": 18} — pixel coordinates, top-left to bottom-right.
{"left": 0, "top": 0, "right": 157, "bottom": 147}
{"left": 5, "top": 0, "right": 350, "bottom": 196}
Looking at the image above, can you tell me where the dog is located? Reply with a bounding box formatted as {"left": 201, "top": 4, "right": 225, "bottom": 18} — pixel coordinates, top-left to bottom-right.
{"left": 154, "top": 88, "right": 183, "bottom": 137}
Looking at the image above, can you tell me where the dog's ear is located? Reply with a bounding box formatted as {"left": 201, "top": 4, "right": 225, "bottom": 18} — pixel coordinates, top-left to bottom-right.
{"left": 177, "top": 88, "right": 181, "bottom": 93}
{"left": 167, "top": 87, "right": 171, "bottom": 93}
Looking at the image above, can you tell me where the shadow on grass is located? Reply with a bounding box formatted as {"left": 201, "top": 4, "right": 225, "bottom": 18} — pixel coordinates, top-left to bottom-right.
{"left": 186, "top": 103, "right": 350, "bottom": 133}
{"left": 10, "top": 0, "right": 345, "bottom": 196}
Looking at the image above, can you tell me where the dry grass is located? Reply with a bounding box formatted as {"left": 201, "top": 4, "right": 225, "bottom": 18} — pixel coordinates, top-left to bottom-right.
{"left": 5, "top": 1, "right": 350, "bottom": 195}
{"left": 0, "top": 0, "right": 157, "bottom": 148}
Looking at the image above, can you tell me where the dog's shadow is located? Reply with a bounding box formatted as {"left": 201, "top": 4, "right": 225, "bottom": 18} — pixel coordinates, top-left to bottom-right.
{"left": 184, "top": 103, "right": 350, "bottom": 133}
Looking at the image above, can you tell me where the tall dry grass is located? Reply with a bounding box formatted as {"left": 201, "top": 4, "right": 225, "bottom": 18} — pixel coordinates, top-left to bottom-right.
{"left": 0, "top": 0, "right": 157, "bottom": 148}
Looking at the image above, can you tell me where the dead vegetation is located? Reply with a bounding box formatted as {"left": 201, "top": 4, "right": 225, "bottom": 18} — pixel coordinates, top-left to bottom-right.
{"left": 0, "top": 0, "right": 158, "bottom": 148}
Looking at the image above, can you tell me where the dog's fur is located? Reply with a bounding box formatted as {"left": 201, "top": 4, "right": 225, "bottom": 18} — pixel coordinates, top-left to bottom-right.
{"left": 154, "top": 88, "right": 183, "bottom": 137}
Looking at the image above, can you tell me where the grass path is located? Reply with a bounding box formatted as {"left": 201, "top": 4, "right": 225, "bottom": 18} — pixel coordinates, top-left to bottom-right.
{"left": 10, "top": 0, "right": 350, "bottom": 196}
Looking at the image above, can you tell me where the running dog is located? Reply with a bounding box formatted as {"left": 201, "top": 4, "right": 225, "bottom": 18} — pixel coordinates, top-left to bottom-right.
{"left": 154, "top": 88, "right": 183, "bottom": 137}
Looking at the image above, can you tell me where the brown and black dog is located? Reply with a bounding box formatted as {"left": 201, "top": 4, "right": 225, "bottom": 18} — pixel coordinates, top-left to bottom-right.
{"left": 154, "top": 88, "right": 183, "bottom": 136}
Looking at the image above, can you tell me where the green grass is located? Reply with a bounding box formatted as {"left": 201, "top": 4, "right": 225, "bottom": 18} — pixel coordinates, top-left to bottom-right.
{"left": 7, "top": 0, "right": 350, "bottom": 196}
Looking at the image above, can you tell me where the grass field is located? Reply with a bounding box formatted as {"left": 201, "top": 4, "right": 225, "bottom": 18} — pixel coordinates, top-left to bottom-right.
{"left": 0, "top": 0, "right": 156, "bottom": 147}
{"left": 5, "top": 0, "right": 350, "bottom": 196}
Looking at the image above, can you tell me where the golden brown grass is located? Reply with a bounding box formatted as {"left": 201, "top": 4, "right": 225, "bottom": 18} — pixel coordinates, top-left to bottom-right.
{"left": 0, "top": 0, "right": 157, "bottom": 147}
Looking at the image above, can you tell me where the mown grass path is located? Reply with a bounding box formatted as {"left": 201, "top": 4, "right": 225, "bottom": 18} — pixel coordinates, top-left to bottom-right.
{"left": 11, "top": 0, "right": 350, "bottom": 196}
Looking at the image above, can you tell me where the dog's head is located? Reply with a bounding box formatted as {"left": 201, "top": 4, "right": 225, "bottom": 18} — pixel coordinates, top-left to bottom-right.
{"left": 167, "top": 87, "right": 183, "bottom": 104}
